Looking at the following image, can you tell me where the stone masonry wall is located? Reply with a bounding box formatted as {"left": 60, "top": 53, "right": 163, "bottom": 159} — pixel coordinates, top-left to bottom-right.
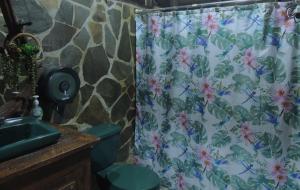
{"left": 0, "top": 0, "right": 136, "bottom": 161}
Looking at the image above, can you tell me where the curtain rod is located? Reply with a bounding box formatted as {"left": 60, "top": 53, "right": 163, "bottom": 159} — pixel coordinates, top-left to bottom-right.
{"left": 135, "top": 0, "right": 296, "bottom": 14}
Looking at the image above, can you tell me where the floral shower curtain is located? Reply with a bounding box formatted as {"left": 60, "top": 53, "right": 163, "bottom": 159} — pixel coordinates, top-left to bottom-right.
{"left": 134, "top": 2, "right": 300, "bottom": 190}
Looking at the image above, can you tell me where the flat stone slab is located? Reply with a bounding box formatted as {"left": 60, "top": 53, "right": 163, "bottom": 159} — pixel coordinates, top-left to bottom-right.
{"left": 83, "top": 45, "right": 110, "bottom": 84}
{"left": 73, "top": 5, "right": 90, "bottom": 28}
{"left": 12, "top": 0, "right": 52, "bottom": 33}
{"left": 111, "top": 60, "right": 132, "bottom": 81}
{"left": 108, "top": 9, "right": 121, "bottom": 39}
{"left": 60, "top": 45, "right": 82, "bottom": 68}
{"left": 55, "top": 0, "right": 73, "bottom": 25}
{"left": 93, "top": 4, "right": 106, "bottom": 22}
{"left": 104, "top": 25, "right": 116, "bottom": 58}
{"left": 96, "top": 78, "right": 121, "bottom": 107}
{"left": 80, "top": 84, "right": 94, "bottom": 105}
{"left": 111, "top": 93, "right": 131, "bottom": 122}
{"left": 42, "top": 22, "right": 76, "bottom": 52}
{"left": 74, "top": 28, "right": 90, "bottom": 51}
{"left": 118, "top": 23, "right": 132, "bottom": 62}
{"left": 77, "top": 96, "right": 109, "bottom": 125}
{"left": 88, "top": 22, "right": 103, "bottom": 44}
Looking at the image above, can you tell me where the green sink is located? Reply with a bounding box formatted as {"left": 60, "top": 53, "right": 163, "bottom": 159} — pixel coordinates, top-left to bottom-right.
{"left": 0, "top": 117, "right": 61, "bottom": 162}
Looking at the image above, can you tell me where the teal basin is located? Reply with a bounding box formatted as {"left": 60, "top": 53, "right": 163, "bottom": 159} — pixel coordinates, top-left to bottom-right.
{"left": 0, "top": 117, "right": 61, "bottom": 162}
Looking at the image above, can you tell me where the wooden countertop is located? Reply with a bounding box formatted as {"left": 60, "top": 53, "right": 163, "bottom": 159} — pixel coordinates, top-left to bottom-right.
{"left": 0, "top": 126, "right": 98, "bottom": 183}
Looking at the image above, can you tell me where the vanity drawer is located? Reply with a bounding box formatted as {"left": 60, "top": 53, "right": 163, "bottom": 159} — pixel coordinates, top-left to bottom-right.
{"left": 0, "top": 149, "right": 91, "bottom": 190}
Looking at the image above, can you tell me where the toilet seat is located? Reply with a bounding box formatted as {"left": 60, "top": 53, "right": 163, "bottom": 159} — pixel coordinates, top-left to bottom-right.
{"left": 97, "top": 164, "right": 160, "bottom": 190}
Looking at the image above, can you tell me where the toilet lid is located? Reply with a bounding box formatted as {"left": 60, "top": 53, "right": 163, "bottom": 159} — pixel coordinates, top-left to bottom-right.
{"left": 105, "top": 164, "right": 160, "bottom": 190}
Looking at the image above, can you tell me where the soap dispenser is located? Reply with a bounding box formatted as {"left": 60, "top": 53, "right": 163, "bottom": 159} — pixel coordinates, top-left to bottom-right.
{"left": 32, "top": 95, "right": 43, "bottom": 120}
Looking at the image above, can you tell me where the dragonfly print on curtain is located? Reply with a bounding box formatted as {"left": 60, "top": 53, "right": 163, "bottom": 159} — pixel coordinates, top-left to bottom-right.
{"left": 134, "top": 2, "right": 300, "bottom": 190}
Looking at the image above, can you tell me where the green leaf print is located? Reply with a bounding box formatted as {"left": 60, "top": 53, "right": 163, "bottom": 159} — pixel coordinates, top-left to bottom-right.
{"left": 232, "top": 74, "right": 257, "bottom": 91}
{"left": 161, "top": 119, "right": 171, "bottom": 134}
{"left": 236, "top": 33, "right": 253, "bottom": 50}
{"left": 157, "top": 92, "right": 172, "bottom": 109}
{"left": 193, "top": 55, "right": 210, "bottom": 78}
{"left": 247, "top": 175, "right": 274, "bottom": 190}
{"left": 191, "top": 121, "right": 207, "bottom": 144}
{"left": 259, "top": 56, "right": 286, "bottom": 83}
{"left": 159, "top": 59, "right": 173, "bottom": 74}
{"left": 286, "top": 33, "right": 300, "bottom": 49}
{"left": 279, "top": 178, "right": 300, "bottom": 190}
{"left": 208, "top": 98, "right": 232, "bottom": 119}
{"left": 142, "top": 111, "right": 158, "bottom": 131}
{"left": 214, "top": 62, "right": 234, "bottom": 79}
{"left": 291, "top": 66, "right": 300, "bottom": 84}
{"left": 157, "top": 30, "right": 173, "bottom": 50}
{"left": 206, "top": 167, "right": 230, "bottom": 190}
{"left": 250, "top": 105, "right": 265, "bottom": 125}
{"left": 212, "top": 130, "right": 231, "bottom": 147}
{"left": 173, "top": 159, "right": 195, "bottom": 177}
{"left": 253, "top": 30, "right": 266, "bottom": 50}
{"left": 227, "top": 145, "right": 254, "bottom": 163}
{"left": 232, "top": 105, "right": 252, "bottom": 122}
{"left": 173, "top": 98, "right": 187, "bottom": 113}
{"left": 230, "top": 176, "right": 251, "bottom": 190}
{"left": 170, "top": 132, "right": 188, "bottom": 146}
{"left": 211, "top": 28, "right": 236, "bottom": 50}
{"left": 257, "top": 132, "right": 282, "bottom": 158}
{"left": 157, "top": 151, "right": 172, "bottom": 168}
{"left": 287, "top": 145, "right": 300, "bottom": 160}
{"left": 144, "top": 55, "right": 157, "bottom": 74}
{"left": 171, "top": 70, "right": 191, "bottom": 86}
{"left": 283, "top": 106, "right": 300, "bottom": 129}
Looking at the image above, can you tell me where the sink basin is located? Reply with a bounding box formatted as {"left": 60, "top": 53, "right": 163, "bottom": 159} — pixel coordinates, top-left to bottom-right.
{"left": 0, "top": 117, "right": 61, "bottom": 162}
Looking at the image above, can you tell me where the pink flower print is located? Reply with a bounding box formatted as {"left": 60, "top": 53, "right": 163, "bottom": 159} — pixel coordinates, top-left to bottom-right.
{"left": 178, "top": 48, "right": 190, "bottom": 66}
{"left": 207, "top": 21, "right": 219, "bottom": 33}
{"left": 273, "top": 87, "right": 288, "bottom": 103}
{"left": 179, "top": 112, "right": 189, "bottom": 128}
{"left": 205, "top": 92, "right": 214, "bottom": 103}
{"left": 281, "top": 100, "right": 293, "bottom": 113}
{"left": 275, "top": 6, "right": 295, "bottom": 32}
{"left": 201, "top": 81, "right": 213, "bottom": 94}
{"left": 199, "top": 147, "right": 213, "bottom": 171}
{"left": 152, "top": 134, "right": 161, "bottom": 150}
{"left": 240, "top": 123, "right": 254, "bottom": 144}
{"left": 270, "top": 161, "right": 288, "bottom": 187}
{"left": 177, "top": 175, "right": 185, "bottom": 190}
{"left": 199, "top": 147, "right": 211, "bottom": 160}
{"left": 136, "top": 49, "right": 142, "bottom": 65}
{"left": 150, "top": 17, "right": 160, "bottom": 36}
{"left": 202, "top": 158, "right": 213, "bottom": 172}
{"left": 148, "top": 78, "right": 162, "bottom": 96}
{"left": 203, "top": 13, "right": 219, "bottom": 34}
{"left": 201, "top": 81, "right": 215, "bottom": 104}
{"left": 148, "top": 78, "right": 157, "bottom": 88}
{"left": 243, "top": 49, "right": 256, "bottom": 69}
{"left": 275, "top": 173, "right": 288, "bottom": 187}
{"left": 270, "top": 161, "right": 285, "bottom": 176}
{"left": 153, "top": 84, "right": 162, "bottom": 96}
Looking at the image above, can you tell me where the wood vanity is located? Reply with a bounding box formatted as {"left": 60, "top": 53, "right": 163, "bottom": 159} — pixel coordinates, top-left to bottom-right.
{"left": 0, "top": 126, "right": 98, "bottom": 190}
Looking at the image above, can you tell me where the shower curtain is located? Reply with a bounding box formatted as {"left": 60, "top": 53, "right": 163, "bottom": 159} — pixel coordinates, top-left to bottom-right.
{"left": 134, "top": 2, "right": 300, "bottom": 190}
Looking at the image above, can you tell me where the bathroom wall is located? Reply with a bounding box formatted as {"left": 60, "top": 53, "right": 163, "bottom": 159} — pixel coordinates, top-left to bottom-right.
{"left": 0, "top": 0, "right": 136, "bottom": 161}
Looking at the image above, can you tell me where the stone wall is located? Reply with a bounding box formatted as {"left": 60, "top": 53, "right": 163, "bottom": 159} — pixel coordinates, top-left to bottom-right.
{"left": 0, "top": 0, "right": 136, "bottom": 161}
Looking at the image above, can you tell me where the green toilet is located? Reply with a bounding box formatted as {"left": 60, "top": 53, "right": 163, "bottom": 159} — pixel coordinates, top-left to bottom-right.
{"left": 84, "top": 124, "right": 160, "bottom": 190}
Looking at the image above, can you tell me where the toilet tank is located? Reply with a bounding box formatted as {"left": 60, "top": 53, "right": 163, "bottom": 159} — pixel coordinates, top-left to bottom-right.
{"left": 84, "top": 124, "right": 121, "bottom": 172}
